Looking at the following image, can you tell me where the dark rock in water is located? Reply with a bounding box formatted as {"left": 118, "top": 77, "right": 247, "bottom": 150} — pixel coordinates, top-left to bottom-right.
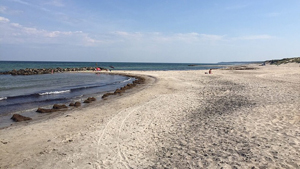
{"left": 84, "top": 97, "right": 96, "bottom": 103}
{"left": 123, "top": 83, "right": 136, "bottom": 90}
{"left": 102, "top": 93, "right": 114, "bottom": 99}
{"left": 11, "top": 114, "right": 32, "bottom": 122}
{"left": 114, "top": 89, "right": 124, "bottom": 94}
{"left": 74, "top": 102, "right": 81, "bottom": 107}
{"left": 101, "top": 77, "right": 144, "bottom": 99}
{"left": 83, "top": 100, "right": 92, "bottom": 103}
{"left": 69, "top": 102, "right": 81, "bottom": 107}
{"left": 36, "top": 108, "right": 56, "bottom": 113}
{"left": 89, "top": 97, "right": 96, "bottom": 101}
{"left": 53, "top": 104, "right": 68, "bottom": 109}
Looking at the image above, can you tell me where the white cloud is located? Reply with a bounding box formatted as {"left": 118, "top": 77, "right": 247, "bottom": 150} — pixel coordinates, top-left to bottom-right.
{"left": 109, "top": 31, "right": 225, "bottom": 44}
{"left": 0, "top": 17, "right": 96, "bottom": 46}
{"left": 1, "top": 15, "right": 275, "bottom": 48}
{"left": 11, "top": 0, "right": 51, "bottom": 13}
{"left": 174, "top": 32, "right": 200, "bottom": 42}
{"left": 112, "top": 31, "right": 144, "bottom": 40}
{"left": 200, "top": 34, "right": 225, "bottom": 41}
{"left": 0, "top": 16, "right": 10, "bottom": 22}
{"left": 1, "top": 15, "right": 274, "bottom": 50}
{"left": 11, "top": 0, "right": 30, "bottom": 6}
{"left": 234, "top": 35, "right": 274, "bottom": 40}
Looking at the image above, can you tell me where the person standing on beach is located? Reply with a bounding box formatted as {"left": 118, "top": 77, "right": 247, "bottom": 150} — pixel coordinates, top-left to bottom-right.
{"left": 209, "top": 69, "right": 212, "bottom": 74}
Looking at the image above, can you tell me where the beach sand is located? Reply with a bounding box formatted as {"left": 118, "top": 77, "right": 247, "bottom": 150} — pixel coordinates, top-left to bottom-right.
{"left": 0, "top": 64, "right": 299, "bottom": 169}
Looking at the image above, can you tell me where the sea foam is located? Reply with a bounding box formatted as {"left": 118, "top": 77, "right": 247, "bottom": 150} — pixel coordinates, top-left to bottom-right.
{"left": 39, "top": 90, "right": 71, "bottom": 96}
{"left": 0, "top": 97, "right": 7, "bottom": 101}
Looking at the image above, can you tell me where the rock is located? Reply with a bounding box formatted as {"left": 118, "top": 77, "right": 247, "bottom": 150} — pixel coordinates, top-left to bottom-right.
{"left": 102, "top": 93, "right": 114, "bottom": 99}
{"left": 74, "top": 102, "right": 81, "bottom": 107}
{"left": 101, "top": 77, "right": 143, "bottom": 99}
{"left": 0, "top": 67, "right": 99, "bottom": 76}
{"left": 89, "top": 97, "right": 96, "bottom": 101}
{"left": 84, "top": 97, "right": 96, "bottom": 103}
{"left": 83, "top": 99, "right": 92, "bottom": 103}
{"left": 36, "top": 108, "right": 56, "bottom": 113}
{"left": 53, "top": 104, "right": 68, "bottom": 109}
{"left": 114, "top": 89, "right": 124, "bottom": 94}
{"left": 70, "top": 102, "right": 81, "bottom": 107}
{"left": 11, "top": 114, "right": 32, "bottom": 122}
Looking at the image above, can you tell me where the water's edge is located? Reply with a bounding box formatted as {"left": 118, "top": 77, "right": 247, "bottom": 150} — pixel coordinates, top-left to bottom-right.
{"left": 0, "top": 72, "right": 144, "bottom": 129}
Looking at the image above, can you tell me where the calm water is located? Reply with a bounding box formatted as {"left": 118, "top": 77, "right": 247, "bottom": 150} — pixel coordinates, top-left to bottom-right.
{"left": 0, "top": 61, "right": 231, "bottom": 72}
{"left": 0, "top": 73, "right": 134, "bottom": 115}
{"left": 0, "top": 61, "right": 248, "bottom": 128}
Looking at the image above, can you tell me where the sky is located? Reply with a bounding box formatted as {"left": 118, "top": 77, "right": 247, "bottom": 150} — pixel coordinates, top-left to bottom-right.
{"left": 0, "top": 0, "right": 300, "bottom": 63}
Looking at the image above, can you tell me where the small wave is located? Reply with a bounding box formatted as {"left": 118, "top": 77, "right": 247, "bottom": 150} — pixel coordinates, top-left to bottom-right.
{"left": 122, "top": 78, "right": 133, "bottom": 83}
{"left": 39, "top": 90, "right": 71, "bottom": 96}
{"left": 0, "top": 97, "right": 7, "bottom": 101}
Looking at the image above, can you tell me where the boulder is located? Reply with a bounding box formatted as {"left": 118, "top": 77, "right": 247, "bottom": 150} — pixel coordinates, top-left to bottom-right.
{"left": 74, "top": 102, "right": 81, "bottom": 107}
{"left": 36, "top": 108, "right": 56, "bottom": 113}
{"left": 84, "top": 97, "right": 96, "bottom": 103}
{"left": 11, "top": 114, "right": 32, "bottom": 122}
{"left": 83, "top": 99, "right": 92, "bottom": 103}
{"left": 102, "top": 93, "right": 114, "bottom": 99}
{"left": 0, "top": 67, "right": 100, "bottom": 75}
{"left": 53, "top": 104, "right": 68, "bottom": 109}
{"left": 88, "top": 97, "right": 96, "bottom": 101}
{"left": 114, "top": 89, "right": 124, "bottom": 94}
{"left": 69, "top": 102, "right": 81, "bottom": 107}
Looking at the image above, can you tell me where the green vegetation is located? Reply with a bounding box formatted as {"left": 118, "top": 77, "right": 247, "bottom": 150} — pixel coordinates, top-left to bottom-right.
{"left": 266, "top": 57, "right": 300, "bottom": 65}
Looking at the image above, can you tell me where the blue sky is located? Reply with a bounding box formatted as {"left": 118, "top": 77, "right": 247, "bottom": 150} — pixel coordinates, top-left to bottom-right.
{"left": 0, "top": 0, "right": 300, "bottom": 63}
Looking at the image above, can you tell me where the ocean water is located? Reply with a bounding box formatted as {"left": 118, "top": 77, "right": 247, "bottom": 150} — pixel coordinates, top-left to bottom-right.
{"left": 0, "top": 61, "right": 247, "bottom": 128}
{"left": 0, "top": 73, "right": 134, "bottom": 115}
{"left": 0, "top": 61, "right": 231, "bottom": 72}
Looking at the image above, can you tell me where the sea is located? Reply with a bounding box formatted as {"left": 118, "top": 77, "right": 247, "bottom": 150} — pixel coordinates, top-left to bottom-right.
{"left": 0, "top": 61, "right": 249, "bottom": 128}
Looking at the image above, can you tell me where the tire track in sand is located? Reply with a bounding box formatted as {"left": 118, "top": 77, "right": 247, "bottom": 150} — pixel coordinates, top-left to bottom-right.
{"left": 95, "top": 96, "right": 162, "bottom": 168}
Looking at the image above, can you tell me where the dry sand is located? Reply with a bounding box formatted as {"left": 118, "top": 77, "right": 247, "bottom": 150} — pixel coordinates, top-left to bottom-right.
{"left": 0, "top": 64, "right": 299, "bottom": 169}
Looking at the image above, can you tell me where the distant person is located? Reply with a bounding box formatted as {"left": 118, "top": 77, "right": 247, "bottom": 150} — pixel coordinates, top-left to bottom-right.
{"left": 209, "top": 69, "right": 212, "bottom": 74}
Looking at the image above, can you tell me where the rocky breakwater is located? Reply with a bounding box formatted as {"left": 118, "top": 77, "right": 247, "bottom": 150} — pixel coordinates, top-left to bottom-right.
{"left": 0, "top": 67, "right": 108, "bottom": 75}
{"left": 102, "top": 76, "right": 145, "bottom": 99}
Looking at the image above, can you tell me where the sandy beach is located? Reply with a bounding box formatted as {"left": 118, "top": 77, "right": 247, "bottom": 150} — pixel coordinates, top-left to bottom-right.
{"left": 0, "top": 63, "right": 299, "bottom": 169}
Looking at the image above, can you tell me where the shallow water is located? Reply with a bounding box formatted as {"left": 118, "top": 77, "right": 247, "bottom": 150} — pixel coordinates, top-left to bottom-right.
{"left": 0, "top": 73, "right": 134, "bottom": 115}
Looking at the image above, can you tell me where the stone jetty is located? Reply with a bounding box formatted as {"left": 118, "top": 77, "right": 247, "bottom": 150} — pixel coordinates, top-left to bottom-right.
{"left": 0, "top": 67, "right": 109, "bottom": 75}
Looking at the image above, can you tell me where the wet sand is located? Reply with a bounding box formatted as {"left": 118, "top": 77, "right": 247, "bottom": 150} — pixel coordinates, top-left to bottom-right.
{"left": 0, "top": 63, "right": 299, "bottom": 168}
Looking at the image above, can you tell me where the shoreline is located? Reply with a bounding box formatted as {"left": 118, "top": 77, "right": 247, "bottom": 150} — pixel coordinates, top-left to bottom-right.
{"left": 0, "top": 72, "right": 149, "bottom": 129}
{"left": 0, "top": 63, "right": 299, "bottom": 168}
